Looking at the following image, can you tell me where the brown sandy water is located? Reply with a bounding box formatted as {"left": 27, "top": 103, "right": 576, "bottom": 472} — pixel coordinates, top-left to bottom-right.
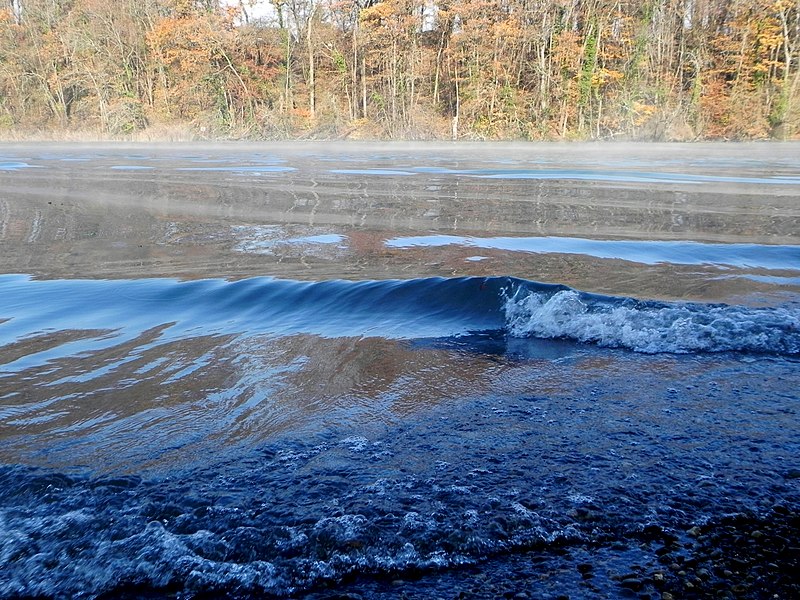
{"left": 1, "top": 142, "right": 798, "bottom": 297}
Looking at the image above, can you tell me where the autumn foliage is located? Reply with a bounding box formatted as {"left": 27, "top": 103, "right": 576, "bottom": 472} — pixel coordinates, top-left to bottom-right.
{"left": 0, "top": 0, "right": 798, "bottom": 139}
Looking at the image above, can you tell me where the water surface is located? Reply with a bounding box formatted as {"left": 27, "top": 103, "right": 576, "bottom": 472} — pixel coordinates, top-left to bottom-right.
{"left": 1, "top": 142, "right": 799, "bottom": 598}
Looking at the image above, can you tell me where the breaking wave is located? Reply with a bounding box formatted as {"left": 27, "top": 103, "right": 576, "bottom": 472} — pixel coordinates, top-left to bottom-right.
{"left": 503, "top": 284, "right": 800, "bottom": 355}
{"left": 1, "top": 275, "right": 798, "bottom": 363}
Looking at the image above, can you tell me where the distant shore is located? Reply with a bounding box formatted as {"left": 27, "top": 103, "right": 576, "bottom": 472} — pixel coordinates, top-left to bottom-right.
{"left": 1, "top": 127, "right": 798, "bottom": 144}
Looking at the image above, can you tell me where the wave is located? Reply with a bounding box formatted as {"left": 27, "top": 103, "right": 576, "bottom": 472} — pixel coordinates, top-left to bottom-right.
{"left": 1, "top": 275, "right": 798, "bottom": 366}
{"left": 0, "top": 276, "right": 509, "bottom": 373}
{"left": 0, "top": 274, "right": 506, "bottom": 340}
{"left": 503, "top": 284, "right": 800, "bottom": 355}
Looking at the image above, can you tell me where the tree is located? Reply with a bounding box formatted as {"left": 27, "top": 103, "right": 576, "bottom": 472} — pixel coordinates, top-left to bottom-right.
{"left": 0, "top": 0, "right": 797, "bottom": 138}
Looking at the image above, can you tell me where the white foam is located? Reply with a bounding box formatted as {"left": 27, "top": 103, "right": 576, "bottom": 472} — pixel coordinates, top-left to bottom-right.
{"left": 504, "top": 289, "right": 800, "bottom": 354}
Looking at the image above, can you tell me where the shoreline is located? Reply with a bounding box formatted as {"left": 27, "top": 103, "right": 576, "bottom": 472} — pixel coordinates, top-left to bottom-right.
{"left": 2, "top": 138, "right": 799, "bottom": 150}
{"left": 0, "top": 127, "right": 798, "bottom": 146}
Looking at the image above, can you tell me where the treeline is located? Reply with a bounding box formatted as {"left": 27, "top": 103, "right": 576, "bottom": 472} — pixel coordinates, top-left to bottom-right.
{"left": 1, "top": 0, "right": 799, "bottom": 140}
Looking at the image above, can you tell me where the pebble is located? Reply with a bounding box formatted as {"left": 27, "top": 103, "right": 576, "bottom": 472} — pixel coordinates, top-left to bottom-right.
{"left": 645, "top": 508, "right": 800, "bottom": 600}
{"left": 621, "top": 578, "right": 643, "bottom": 591}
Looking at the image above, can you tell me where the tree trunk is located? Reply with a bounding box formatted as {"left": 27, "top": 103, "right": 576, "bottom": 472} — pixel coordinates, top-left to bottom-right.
{"left": 452, "top": 55, "right": 459, "bottom": 140}
{"left": 433, "top": 30, "right": 446, "bottom": 106}
{"left": 361, "top": 55, "right": 367, "bottom": 118}
{"left": 352, "top": 21, "right": 359, "bottom": 118}
{"left": 284, "top": 29, "right": 291, "bottom": 113}
{"left": 10, "top": 0, "right": 21, "bottom": 25}
{"left": 307, "top": 5, "right": 317, "bottom": 119}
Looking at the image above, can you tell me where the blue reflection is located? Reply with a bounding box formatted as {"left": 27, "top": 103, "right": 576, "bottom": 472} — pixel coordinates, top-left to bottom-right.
{"left": 385, "top": 235, "right": 800, "bottom": 270}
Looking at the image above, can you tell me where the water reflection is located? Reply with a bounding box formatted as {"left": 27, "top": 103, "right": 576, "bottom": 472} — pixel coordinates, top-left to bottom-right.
{"left": 385, "top": 234, "right": 800, "bottom": 270}
{"left": 0, "top": 327, "right": 513, "bottom": 474}
{"left": 0, "top": 143, "right": 798, "bottom": 301}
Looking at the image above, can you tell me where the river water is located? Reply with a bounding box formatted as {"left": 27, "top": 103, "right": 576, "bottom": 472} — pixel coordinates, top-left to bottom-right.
{"left": 1, "top": 142, "right": 799, "bottom": 598}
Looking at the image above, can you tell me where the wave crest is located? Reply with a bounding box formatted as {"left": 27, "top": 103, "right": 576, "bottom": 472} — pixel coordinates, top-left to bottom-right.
{"left": 504, "top": 287, "right": 800, "bottom": 355}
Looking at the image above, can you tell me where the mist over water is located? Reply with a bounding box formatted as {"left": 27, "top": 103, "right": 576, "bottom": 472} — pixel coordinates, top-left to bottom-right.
{"left": 1, "top": 142, "right": 799, "bottom": 598}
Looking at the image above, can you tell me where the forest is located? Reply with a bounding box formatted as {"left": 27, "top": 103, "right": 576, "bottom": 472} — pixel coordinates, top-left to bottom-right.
{"left": 1, "top": 0, "right": 799, "bottom": 140}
